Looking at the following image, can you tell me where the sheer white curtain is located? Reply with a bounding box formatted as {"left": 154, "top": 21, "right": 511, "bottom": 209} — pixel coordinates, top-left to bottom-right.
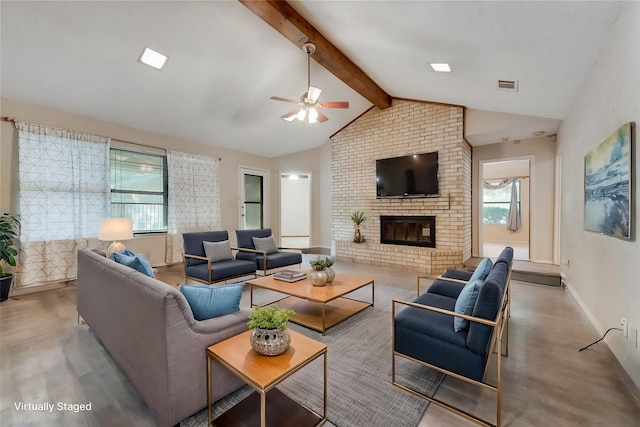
{"left": 16, "top": 121, "right": 110, "bottom": 288}
{"left": 483, "top": 177, "right": 521, "bottom": 231}
{"left": 166, "top": 150, "right": 221, "bottom": 264}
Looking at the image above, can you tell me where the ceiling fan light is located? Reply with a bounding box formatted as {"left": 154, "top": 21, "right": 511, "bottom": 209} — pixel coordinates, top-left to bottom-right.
{"left": 282, "top": 115, "right": 296, "bottom": 122}
{"left": 308, "top": 108, "right": 319, "bottom": 123}
{"left": 307, "top": 86, "right": 322, "bottom": 103}
{"left": 296, "top": 109, "right": 307, "bottom": 121}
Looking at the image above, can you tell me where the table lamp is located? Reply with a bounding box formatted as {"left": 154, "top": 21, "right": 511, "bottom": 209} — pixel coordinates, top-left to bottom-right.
{"left": 99, "top": 218, "right": 134, "bottom": 256}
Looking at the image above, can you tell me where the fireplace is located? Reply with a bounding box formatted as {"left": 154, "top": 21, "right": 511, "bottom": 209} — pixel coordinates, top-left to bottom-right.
{"left": 380, "top": 216, "right": 436, "bottom": 248}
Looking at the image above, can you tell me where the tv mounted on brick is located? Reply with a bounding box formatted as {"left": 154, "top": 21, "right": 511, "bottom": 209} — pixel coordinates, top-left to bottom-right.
{"left": 375, "top": 151, "right": 439, "bottom": 198}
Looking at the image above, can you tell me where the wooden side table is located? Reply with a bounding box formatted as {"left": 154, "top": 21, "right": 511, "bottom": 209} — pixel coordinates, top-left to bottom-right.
{"left": 207, "top": 329, "right": 327, "bottom": 427}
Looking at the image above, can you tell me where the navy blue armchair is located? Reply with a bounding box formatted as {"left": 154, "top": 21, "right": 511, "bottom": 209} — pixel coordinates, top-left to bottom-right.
{"left": 182, "top": 231, "right": 257, "bottom": 284}
{"left": 235, "top": 228, "right": 302, "bottom": 276}
{"left": 392, "top": 247, "right": 513, "bottom": 427}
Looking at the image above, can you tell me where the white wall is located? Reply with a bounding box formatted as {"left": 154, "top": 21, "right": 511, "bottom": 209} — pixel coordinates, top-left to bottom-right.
{"left": 559, "top": 1, "right": 640, "bottom": 391}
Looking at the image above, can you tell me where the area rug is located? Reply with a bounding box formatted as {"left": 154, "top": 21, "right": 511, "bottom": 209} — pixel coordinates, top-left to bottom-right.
{"left": 181, "top": 284, "right": 444, "bottom": 427}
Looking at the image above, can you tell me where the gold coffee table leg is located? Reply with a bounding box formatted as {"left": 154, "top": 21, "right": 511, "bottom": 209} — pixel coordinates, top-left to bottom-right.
{"left": 207, "top": 354, "right": 212, "bottom": 426}
{"left": 260, "top": 391, "right": 266, "bottom": 427}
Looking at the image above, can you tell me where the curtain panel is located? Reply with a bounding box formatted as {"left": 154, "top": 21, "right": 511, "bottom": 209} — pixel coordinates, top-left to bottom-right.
{"left": 166, "top": 150, "right": 221, "bottom": 264}
{"left": 15, "top": 121, "right": 110, "bottom": 288}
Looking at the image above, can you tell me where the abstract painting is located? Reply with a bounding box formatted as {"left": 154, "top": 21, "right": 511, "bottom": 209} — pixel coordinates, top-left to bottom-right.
{"left": 584, "top": 122, "right": 633, "bottom": 239}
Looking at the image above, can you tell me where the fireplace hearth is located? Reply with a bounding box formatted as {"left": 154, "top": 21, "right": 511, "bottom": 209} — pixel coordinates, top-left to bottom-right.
{"left": 380, "top": 216, "right": 436, "bottom": 248}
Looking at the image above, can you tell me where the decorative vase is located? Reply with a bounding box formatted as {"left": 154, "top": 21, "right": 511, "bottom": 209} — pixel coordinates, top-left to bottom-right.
{"left": 308, "top": 268, "right": 329, "bottom": 287}
{"left": 0, "top": 275, "right": 13, "bottom": 302}
{"left": 250, "top": 328, "right": 291, "bottom": 356}
{"left": 325, "top": 266, "right": 335, "bottom": 283}
{"left": 354, "top": 228, "right": 362, "bottom": 243}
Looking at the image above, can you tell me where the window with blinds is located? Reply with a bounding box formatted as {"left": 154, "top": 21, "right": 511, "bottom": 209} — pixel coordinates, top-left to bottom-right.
{"left": 110, "top": 148, "right": 168, "bottom": 232}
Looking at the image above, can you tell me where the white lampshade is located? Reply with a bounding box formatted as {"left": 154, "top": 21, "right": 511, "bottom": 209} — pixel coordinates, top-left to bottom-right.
{"left": 99, "top": 218, "right": 134, "bottom": 241}
{"left": 99, "top": 218, "right": 133, "bottom": 255}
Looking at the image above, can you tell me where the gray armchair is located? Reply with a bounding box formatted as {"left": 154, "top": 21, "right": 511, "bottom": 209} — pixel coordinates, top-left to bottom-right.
{"left": 235, "top": 228, "right": 302, "bottom": 276}
{"left": 182, "top": 231, "right": 257, "bottom": 284}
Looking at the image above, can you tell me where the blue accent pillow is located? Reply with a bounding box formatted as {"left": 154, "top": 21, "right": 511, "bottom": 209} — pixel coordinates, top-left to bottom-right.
{"left": 110, "top": 249, "right": 154, "bottom": 277}
{"left": 468, "top": 257, "right": 493, "bottom": 283}
{"left": 180, "top": 283, "right": 244, "bottom": 321}
{"left": 454, "top": 278, "right": 483, "bottom": 332}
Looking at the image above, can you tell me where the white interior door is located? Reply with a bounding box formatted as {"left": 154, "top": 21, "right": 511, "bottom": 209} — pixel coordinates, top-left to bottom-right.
{"left": 239, "top": 167, "right": 269, "bottom": 230}
{"left": 280, "top": 172, "right": 311, "bottom": 248}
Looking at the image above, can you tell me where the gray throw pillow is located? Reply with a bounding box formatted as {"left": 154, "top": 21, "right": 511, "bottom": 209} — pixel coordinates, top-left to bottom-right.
{"left": 252, "top": 236, "right": 279, "bottom": 254}
{"left": 203, "top": 240, "right": 233, "bottom": 263}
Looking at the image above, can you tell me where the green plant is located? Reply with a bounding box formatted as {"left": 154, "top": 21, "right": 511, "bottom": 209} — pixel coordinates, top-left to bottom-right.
{"left": 322, "top": 257, "right": 334, "bottom": 268}
{"left": 350, "top": 210, "right": 366, "bottom": 226}
{"left": 248, "top": 306, "right": 295, "bottom": 331}
{"left": 309, "top": 257, "right": 325, "bottom": 269}
{"left": 0, "top": 213, "right": 21, "bottom": 277}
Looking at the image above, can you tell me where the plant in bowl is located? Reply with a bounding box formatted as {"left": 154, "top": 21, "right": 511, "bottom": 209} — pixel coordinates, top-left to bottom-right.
{"left": 350, "top": 210, "right": 366, "bottom": 243}
{"left": 248, "top": 306, "right": 296, "bottom": 356}
{"left": 0, "top": 213, "right": 21, "bottom": 302}
{"left": 248, "top": 305, "right": 296, "bottom": 331}
{"left": 322, "top": 256, "right": 336, "bottom": 283}
{"left": 309, "top": 257, "right": 326, "bottom": 271}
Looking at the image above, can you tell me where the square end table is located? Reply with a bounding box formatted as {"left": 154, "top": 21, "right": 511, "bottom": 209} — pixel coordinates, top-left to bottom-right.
{"left": 207, "top": 329, "right": 327, "bottom": 427}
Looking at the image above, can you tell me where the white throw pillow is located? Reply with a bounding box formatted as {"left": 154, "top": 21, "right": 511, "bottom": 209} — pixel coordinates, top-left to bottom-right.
{"left": 252, "top": 236, "right": 279, "bottom": 254}
{"left": 203, "top": 240, "right": 233, "bottom": 263}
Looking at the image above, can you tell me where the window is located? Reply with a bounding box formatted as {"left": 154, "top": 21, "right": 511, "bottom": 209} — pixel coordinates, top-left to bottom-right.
{"left": 483, "top": 181, "right": 520, "bottom": 225}
{"left": 110, "top": 148, "right": 168, "bottom": 232}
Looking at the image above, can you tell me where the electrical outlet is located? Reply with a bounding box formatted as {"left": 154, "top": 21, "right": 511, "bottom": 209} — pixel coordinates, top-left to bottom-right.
{"left": 620, "top": 317, "right": 628, "bottom": 339}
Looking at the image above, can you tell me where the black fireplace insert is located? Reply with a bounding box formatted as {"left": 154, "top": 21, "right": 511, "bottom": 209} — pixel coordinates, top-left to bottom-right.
{"left": 380, "top": 215, "right": 436, "bottom": 248}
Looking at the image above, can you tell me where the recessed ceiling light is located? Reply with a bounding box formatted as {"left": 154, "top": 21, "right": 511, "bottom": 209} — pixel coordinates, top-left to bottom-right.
{"left": 430, "top": 63, "right": 451, "bottom": 73}
{"left": 138, "top": 47, "right": 168, "bottom": 70}
{"left": 532, "top": 130, "right": 545, "bottom": 137}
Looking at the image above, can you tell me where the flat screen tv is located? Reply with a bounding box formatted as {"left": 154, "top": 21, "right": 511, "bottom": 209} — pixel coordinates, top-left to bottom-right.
{"left": 376, "top": 151, "right": 439, "bottom": 198}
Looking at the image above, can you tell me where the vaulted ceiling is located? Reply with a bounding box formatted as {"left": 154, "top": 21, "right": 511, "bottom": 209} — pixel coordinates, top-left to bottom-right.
{"left": 1, "top": 1, "right": 623, "bottom": 157}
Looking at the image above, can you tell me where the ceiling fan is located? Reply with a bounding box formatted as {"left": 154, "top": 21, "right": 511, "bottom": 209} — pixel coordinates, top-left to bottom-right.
{"left": 271, "top": 42, "right": 349, "bottom": 123}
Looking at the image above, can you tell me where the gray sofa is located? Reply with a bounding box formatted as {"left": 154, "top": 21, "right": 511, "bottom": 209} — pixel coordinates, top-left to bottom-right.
{"left": 76, "top": 249, "right": 251, "bottom": 426}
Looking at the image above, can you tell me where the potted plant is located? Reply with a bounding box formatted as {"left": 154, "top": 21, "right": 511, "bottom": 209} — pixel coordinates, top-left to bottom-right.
{"left": 0, "top": 213, "right": 21, "bottom": 302}
{"left": 322, "top": 256, "right": 336, "bottom": 283}
{"left": 248, "top": 305, "right": 296, "bottom": 356}
{"left": 309, "top": 257, "right": 326, "bottom": 271}
{"left": 308, "top": 257, "right": 329, "bottom": 286}
{"left": 350, "top": 210, "right": 366, "bottom": 243}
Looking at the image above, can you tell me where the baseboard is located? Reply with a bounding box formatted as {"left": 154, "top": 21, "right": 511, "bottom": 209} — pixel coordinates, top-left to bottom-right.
{"left": 565, "top": 280, "right": 640, "bottom": 405}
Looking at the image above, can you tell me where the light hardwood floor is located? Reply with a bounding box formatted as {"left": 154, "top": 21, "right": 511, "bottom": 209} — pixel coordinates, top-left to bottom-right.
{"left": 1, "top": 259, "right": 639, "bottom": 426}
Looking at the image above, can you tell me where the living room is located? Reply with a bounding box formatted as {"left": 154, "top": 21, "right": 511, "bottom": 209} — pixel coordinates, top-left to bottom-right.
{"left": 1, "top": 1, "right": 639, "bottom": 426}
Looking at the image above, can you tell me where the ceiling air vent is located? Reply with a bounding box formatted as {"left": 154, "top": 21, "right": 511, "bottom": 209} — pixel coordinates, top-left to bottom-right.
{"left": 497, "top": 80, "right": 518, "bottom": 92}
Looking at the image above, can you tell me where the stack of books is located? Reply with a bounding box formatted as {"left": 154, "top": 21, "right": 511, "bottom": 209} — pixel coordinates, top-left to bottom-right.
{"left": 273, "top": 270, "right": 307, "bottom": 283}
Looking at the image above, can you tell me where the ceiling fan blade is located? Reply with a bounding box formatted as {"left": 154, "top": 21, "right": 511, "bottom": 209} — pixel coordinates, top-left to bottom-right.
{"left": 316, "top": 109, "right": 329, "bottom": 123}
{"left": 307, "top": 86, "right": 322, "bottom": 103}
{"left": 319, "top": 101, "right": 349, "bottom": 109}
{"left": 271, "top": 96, "right": 299, "bottom": 104}
{"left": 281, "top": 109, "right": 299, "bottom": 122}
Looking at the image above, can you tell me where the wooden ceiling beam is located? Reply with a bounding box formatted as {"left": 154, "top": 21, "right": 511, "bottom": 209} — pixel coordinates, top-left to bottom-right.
{"left": 239, "top": 0, "right": 392, "bottom": 110}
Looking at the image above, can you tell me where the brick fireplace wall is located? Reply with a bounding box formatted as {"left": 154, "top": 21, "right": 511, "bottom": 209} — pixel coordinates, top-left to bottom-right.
{"left": 331, "top": 99, "right": 471, "bottom": 275}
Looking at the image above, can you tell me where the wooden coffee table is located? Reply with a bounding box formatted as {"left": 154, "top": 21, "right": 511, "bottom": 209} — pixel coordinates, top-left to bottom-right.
{"left": 207, "top": 329, "right": 327, "bottom": 427}
{"left": 247, "top": 272, "right": 375, "bottom": 334}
